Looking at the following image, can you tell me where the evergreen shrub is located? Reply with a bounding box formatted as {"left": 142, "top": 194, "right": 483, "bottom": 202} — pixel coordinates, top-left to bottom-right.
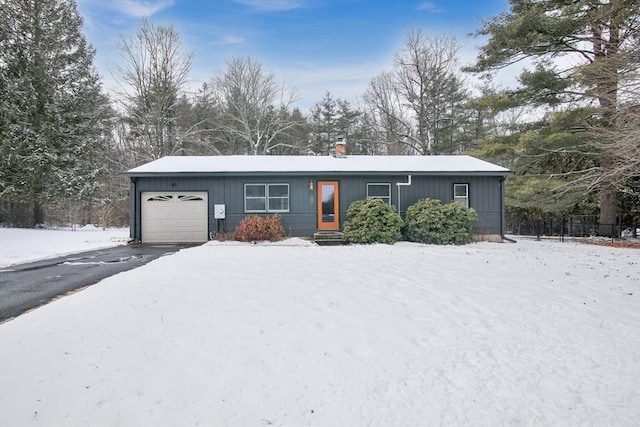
{"left": 234, "top": 215, "right": 286, "bottom": 242}
{"left": 404, "top": 198, "right": 477, "bottom": 245}
{"left": 343, "top": 198, "right": 404, "bottom": 244}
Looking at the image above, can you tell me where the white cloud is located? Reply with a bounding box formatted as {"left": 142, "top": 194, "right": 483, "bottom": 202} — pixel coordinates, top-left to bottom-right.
{"left": 218, "top": 34, "right": 245, "bottom": 45}
{"left": 233, "top": 0, "right": 303, "bottom": 12}
{"left": 113, "top": 0, "right": 174, "bottom": 18}
{"left": 272, "top": 59, "right": 394, "bottom": 111}
{"left": 417, "top": 1, "right": 444, "bottom": 13}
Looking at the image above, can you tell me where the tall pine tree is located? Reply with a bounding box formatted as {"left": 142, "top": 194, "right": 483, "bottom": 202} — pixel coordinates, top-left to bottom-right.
{"left": 468, "top": 0, "right": 640, "bottom": 235}
{"left": 0, "top": 0, "right": 111, "bottom": 226}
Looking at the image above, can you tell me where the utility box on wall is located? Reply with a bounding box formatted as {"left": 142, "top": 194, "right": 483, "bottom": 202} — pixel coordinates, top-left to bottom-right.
{"left": 214, "top": 204, "right": 226, "bottom": 219}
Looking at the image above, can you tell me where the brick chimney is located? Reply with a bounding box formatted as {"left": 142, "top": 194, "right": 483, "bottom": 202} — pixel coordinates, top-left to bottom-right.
{"left": 335, "top": 136, "right": 346, "bottom": 158}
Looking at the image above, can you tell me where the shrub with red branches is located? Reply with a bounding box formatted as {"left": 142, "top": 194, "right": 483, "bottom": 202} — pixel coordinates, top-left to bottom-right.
{"left": 234, "top": 215, "right": 286, "bottom": 242}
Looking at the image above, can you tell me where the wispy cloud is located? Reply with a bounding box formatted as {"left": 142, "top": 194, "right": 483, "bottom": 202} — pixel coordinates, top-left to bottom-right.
{"left": 417, "top": 1, "right": 444, "bottom": 13}
{"left": 233, "top": 0, "right": 303, "bottom": 12}
{"left": 113, "top": 0, "right": 174, "bottom": 17}
{"left": 217, "top": 34, "right": 246, "bottom": 45}
{"left": 273, "top": 59, "right": 394, "bottom": 110}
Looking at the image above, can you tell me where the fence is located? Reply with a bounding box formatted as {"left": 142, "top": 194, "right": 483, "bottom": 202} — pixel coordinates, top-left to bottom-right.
{"left": 506, "top": 215, "right": 639, "bottom": 239}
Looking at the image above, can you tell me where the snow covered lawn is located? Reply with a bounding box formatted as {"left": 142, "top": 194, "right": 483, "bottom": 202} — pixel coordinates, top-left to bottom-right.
{"left": 0, "top": 226, "right": 130, "bottom": 268}
{"left": 1, "top": 239, "right": 638, "bottom": 426}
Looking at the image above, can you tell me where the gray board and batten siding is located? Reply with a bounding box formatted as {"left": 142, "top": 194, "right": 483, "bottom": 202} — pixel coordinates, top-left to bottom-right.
{"left": 125, "top": 155, "right": 510, "bottom": 243}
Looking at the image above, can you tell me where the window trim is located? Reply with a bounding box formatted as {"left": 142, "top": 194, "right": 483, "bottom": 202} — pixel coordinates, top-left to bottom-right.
{"left": 366, "top": 182, "right": 392, "bottom": 204}
{"left": 244, "top": 183, "right": 290, "bottom": 213}
{"left": 453, "top": 183, "right": 469, "bottom": 208}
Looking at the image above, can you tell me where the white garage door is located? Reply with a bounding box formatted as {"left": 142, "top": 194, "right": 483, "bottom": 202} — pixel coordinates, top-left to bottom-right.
{"left": 142, "top": 192, "right": 208, "bottom": 243}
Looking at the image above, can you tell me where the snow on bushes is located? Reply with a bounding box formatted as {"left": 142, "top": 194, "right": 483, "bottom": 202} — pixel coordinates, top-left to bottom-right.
{"left": 234, "top": 215, "right": 286, "bottom": 242}
{"left": 404, "top": 198, "right": 477, "bottom": 245}
{"left": 343, "top": 198, "right": 404, "bottom": 244}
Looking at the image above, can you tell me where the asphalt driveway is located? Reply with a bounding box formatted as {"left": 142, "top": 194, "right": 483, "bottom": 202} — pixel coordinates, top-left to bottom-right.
{"left": 0, "top": 244, "right": 197, "bottom": 323}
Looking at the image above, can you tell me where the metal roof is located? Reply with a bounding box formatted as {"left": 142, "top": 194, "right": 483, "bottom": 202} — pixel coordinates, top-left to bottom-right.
{"left": 125, "top": 155, "right": 510, "bottom": 176}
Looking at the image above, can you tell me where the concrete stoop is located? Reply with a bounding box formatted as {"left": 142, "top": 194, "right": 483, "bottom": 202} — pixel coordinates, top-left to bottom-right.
{"left": 313, "top": 231, "right": 345, "bottom": 245}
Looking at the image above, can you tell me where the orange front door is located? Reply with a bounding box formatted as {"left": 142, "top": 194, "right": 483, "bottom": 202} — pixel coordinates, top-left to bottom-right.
{"left": 318, "top": 181, "right": 339, "bottom": 229}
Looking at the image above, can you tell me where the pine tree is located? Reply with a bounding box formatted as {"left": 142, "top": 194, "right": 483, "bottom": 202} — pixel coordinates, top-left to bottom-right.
{"left": 468, "top": 0, "right": 640, "bottom": 235}
{"left": 0, "top": 0, "right": 112, "bottom": 226}
{"left": 307, "top": 92, "right": 368, "bottom": 155}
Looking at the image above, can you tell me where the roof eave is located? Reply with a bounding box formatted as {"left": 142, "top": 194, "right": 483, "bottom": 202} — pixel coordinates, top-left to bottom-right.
{"left": 123, "top": 170, "right": 511, "bottom": 178}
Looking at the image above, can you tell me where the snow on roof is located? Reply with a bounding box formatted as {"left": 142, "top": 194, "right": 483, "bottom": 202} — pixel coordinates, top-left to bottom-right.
{"left": 125, "top": 155, "right": 510, "bottom": 175}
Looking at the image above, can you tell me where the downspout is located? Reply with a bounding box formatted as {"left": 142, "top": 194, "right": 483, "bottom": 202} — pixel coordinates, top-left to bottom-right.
{"left": 500, "top": 176, "right": 516, "bottom": 243}
{"left": 130, "top": 177, "right": 138, "bottom": 243}
{"left": 396, "top": 175, "right": 412, "bottom": 215}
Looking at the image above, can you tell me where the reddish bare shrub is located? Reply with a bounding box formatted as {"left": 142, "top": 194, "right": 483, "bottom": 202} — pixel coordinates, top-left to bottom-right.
{"left": 234, "top": 215, "right": 286, "bottom": 242}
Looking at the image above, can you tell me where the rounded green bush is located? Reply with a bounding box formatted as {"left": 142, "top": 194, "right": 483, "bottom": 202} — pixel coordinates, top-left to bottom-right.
{"left": 404, "top": 198, "right": 477, "bottom": 245}
{"left": 343, "top": 198, "right": 404, "bottom": 244}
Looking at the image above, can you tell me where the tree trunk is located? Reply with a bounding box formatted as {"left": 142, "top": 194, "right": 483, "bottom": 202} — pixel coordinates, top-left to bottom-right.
{"left": 599, "top": 153, "right": 617, "bottom": 237}
{"left": 599, "top": 189, "right": 617, "bottom": 237}
{"left": 32, "top": 201, "right": 44, "bottom": 226}
{"left": 595, "top": 2, "right": 620, "bottom": 237}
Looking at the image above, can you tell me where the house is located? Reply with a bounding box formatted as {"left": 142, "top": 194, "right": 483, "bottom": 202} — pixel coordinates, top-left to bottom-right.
{"left": 124, "top": 153, "right": 510, "bottom": 243}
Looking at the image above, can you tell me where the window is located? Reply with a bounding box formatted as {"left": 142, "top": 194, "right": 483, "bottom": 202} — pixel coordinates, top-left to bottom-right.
{"left": 367, "top": 183, "right": 392, "bottom": 204}
{"left": 454, "top": 184, "right": 469, "bottom": 208}
{"left": 178, "top": 195, "right": 203, "bottom": 202}
{"left": 268, "top": 184, "right": 289, "bottom": 212}
{"left": 146, "top": 195, "right": 173, "bottom": 202}
{"left": 244, "top": 183, "right": 289, "bottom": 213}
{"left": 245, "top": 184, "right": 266, "bottom": 211}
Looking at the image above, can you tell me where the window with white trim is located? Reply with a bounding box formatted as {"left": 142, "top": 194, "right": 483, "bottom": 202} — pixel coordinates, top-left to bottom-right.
{"left": 453, "top": 184, "right": 469, "bottom": 208}
{"left": 367, "top": 183, "right": 392, "bottom": 204}
{"left": 244, "top": 183, "right": 290, "bottom": 213}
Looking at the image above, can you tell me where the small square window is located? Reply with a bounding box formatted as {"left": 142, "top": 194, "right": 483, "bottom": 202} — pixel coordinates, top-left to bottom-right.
{"left": 367, "top": 183, "right": 391, "bottom": 204}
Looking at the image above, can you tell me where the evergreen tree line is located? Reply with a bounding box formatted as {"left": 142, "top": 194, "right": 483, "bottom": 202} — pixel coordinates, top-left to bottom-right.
{"left": 1, "top": 0, "right": 638, "bottom": 235}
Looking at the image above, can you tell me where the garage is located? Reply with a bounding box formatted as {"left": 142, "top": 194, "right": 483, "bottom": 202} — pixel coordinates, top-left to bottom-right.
{"left": 141, "top": 192, "right": 208, "bottom": 243}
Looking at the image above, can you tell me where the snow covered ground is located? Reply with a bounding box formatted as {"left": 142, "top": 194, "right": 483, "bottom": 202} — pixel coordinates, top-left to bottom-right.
{"left": 0, "top": 237, "right": 638, "bottom": 426}
{"left": 0, "top": 226, "right": 130, "bottom": 268}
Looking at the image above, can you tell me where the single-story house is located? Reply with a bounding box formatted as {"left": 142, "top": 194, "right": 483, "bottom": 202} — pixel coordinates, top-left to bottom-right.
{"left": 124, "top": 154, "right": 510, "bottom": 243}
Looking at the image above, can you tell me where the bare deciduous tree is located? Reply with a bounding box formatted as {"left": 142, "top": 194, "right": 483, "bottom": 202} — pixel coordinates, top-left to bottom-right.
{"left": 363, "top": 30, "right": 467, "bottom": 155}
{"left": 114, "top": 19, "right": 195, "bottom": 162}
{"left": 361, "top": 72, "right": 413, "bottom": 154}
{"left": 208, "top": 57, "right": 303, "bottom": 155}
{"left": 590, "top": 105, "right": 640, "bottom": 196}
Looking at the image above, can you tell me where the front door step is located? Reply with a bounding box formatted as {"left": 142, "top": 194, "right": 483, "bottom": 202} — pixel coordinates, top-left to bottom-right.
{"left": 313, "top": 231, "right": 345, "bottom": 245}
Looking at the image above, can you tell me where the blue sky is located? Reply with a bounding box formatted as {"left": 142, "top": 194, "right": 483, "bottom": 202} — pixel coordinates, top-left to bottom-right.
{"left": 77, "top": 0, "right": 510, "bottom": 110}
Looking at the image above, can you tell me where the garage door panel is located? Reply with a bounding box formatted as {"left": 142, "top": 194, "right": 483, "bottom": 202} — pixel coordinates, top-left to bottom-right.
{"left": 142, "top": 192, "right": 208, "bottom": 243}
{"left": 178, "top": 208, "right": 205, "bottom": 219}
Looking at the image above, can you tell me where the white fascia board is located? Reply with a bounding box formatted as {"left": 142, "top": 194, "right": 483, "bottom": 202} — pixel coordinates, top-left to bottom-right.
{"left": 125, "top": 155, "right": 511, "bottom": 176}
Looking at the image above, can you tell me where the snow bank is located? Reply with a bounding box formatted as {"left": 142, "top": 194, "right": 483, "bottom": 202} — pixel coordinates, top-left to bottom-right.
{"left": 0, "top": 239, "right": 638, "bottom": 426}
{"left": 0, "top": 227, "right": 130, "bottom": 268}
